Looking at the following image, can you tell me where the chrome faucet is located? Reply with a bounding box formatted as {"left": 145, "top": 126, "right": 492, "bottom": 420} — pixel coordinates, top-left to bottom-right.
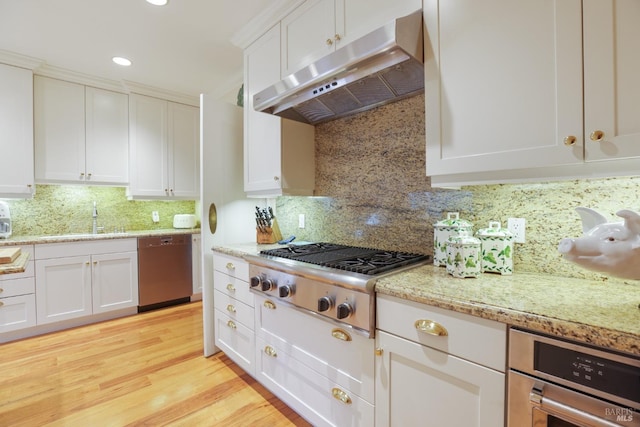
{"left": 92, "top": 201, "right": 98, "bottom": 234}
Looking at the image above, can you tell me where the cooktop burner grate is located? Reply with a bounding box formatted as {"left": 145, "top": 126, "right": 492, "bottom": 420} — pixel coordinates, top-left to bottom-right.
{"left": 260, "top": 243, "right": 429, "bottom": 276}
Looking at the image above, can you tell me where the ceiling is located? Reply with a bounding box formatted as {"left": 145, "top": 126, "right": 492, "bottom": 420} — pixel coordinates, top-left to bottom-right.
{"left": 0, "top": 0, "right": 277, "bottom": 98}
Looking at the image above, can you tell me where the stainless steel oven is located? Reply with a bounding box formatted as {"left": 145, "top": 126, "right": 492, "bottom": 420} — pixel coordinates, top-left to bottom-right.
{"left": 508, "top": 328, "right": 639, "bottom": 427}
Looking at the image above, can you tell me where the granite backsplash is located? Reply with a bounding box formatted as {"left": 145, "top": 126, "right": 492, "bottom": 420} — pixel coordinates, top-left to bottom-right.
{"left": 274, "top": 94, "right": 640, "bottom": 283}
{"left": 2, "top": 185, "right": 196, "bottom": 236}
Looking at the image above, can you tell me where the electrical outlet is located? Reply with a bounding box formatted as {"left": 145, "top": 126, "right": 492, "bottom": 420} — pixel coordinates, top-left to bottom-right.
{"left": 152, "top": 211, "right": 160, "bottom": 223}
{"left": 507, "top": 218, "right": 526, "bottom": 243}
{"left": 298, "top": 214, "right": 305, "bottom": 229}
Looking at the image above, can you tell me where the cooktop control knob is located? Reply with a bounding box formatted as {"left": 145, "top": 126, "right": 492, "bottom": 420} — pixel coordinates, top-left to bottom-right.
{"left": 337, "top": 302, "right": 353, "bottom": 319}
{"left": 318, "top": 296, "right": 333, "bottom": 312}
{"left": 279, "top": 285, "right": 294, "bottom": 298}
{"left": 261, "top": 279, "right": 276, "bottom": 292}
{"left": 250, "top": 276, "right": 262, "bottom": 288}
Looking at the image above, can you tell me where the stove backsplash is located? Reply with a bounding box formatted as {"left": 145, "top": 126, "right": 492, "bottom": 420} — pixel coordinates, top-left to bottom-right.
{"left": 275, "top": 94, "right": 640, "bottom": 282}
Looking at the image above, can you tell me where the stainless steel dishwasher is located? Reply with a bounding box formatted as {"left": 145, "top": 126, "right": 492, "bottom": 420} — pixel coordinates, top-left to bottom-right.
{"left": 138, "top": 234, "right": 192, "bottom": 311}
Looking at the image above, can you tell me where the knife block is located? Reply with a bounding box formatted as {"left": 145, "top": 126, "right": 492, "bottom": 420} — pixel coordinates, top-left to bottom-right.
{"left": 256, "top": 218, "right": 283, "bottom": 244}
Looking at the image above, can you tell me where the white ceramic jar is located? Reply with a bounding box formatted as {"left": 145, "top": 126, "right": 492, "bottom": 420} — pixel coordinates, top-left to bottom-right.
{"left": 445, "top": 231, "right": 481, "bottom": 278}
{"left": 433, "top": 212, "right": 473, "bottom": 267}
{"left": 475, "top": 221, "right": 514, "bottom": 275}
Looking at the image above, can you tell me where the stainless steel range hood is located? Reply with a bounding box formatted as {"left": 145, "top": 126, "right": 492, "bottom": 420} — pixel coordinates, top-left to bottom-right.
{"left": 254, "top": 10, "right": 423, "bottom": 125}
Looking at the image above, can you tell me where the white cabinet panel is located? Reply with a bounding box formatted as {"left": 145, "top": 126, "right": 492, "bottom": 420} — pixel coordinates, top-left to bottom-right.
{"left": 35, "top": 77, "right": 129, "bottom": 185}
{"left": 0, "top": 294, "right": 36, "bottom": 333}
{"left": 129, "top": 94, "right": 199, "bottom": 199}
{"left": 34, "top": 76, "right": 86, "bottom": 183}
{"left": 0, "top": 63, "right": 34, "bottom": 198}
{"left": 583, "top": 0, "right": 640, "bottom": 162}
{"left": 92, "top": 251, "right": 138, "bottom": 314}
{"left": 375, "top": 330, "right": 505, "bottom": 427}
{"left": 425, "top": 0, "right": 583, "bottom": 178}
{"left": 36, "top": 255, "right": 93, "bottom": 324}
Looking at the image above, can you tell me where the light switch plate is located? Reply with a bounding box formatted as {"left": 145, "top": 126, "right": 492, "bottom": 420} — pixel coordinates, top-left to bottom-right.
{"left": 152, "top": 211, "right": 160, "bottom": 223}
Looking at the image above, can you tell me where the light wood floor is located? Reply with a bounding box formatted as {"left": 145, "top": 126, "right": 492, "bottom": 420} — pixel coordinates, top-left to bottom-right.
{"left": 0, "top": 301, "right": 312, "bottom": 427}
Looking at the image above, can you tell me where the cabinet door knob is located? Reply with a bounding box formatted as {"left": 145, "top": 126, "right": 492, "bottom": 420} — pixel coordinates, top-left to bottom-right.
{"left": 80, "top": 172, "right": 85, "bottom": 178}
{"left": 273, "top": 176, "right": 280, "bottom": 182}
{"left": 226, "top": 262, "right": 235, "bottom": 270}
{"left": 263, "top": 300, "right": 276, "bottom": 310}
{"left": 226, "top": 304, "right": 236, "bottom": 313}
{"left": 264, "top": 345, "right": 277, "bottom": 357}
{"left": 590, "top": 130, "right": 605, "bottom": 142}
{"left": 563, "top": 135, "right": 577, "bottom": 146}
{"left": 375, "top": 347, "right": 384, "bottom": 356}
{"left": 334, "top": 34, "right": 341, "bottom": 42}
{"left": 226, "top": 283, "right": 236, "bottom": 292}
{"left": 227, "top": 320, "right": 237, "bottom": 329}
{"left": 326, "top": 38, "right": 334, "bottom": 46}
{"left": 415, "top": 319, "right": 448, "bottom": 336}
{"left": 331, "top": 388, "right": 352, "bottom": 405}
{"left": 0, "top": 301, "right": 3, "bottom": 307}
{"left": 0, "top": 288, "right": 3, "bottom": 293}
{"left": 87, "top": 173, "right": 92, "bottom": 179}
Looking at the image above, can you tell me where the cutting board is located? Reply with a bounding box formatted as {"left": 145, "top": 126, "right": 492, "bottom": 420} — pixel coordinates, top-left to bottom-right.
{"left": 0, "top": 247, "right": 21, "bottom": 264}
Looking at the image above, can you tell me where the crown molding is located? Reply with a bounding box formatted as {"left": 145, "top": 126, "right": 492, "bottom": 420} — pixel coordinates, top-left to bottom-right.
{"left": 35, "top": 64, "right": 128, "bottom": 93}
{"left": 0, "top": 50, "right": 44, "bottom": 70}
{"left": 230, "top": 0, "right": 305, "bottom": 49}
{"left": 122, "top": 81, "right": 199, "bottom": 106}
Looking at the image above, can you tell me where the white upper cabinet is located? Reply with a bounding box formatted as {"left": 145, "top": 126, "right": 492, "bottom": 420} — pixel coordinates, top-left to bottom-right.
{"left": 0, "top": 63, "right": 34, "bottom": 198}
{"left": 128, "top": 94, "right": 199, "bottom": 200}
{"left": 583, "top": 0, "right": 640, "bottom": 162}
{"left": 281, "top": 0, "right": 422, "bottom": 77}
{"left": 244, "top": 24, "right": 315, "bottom": 197}
{"left": 34, "top": 76, "right": 129, "bottom": 185}
{"left": 425, "top": 0, "right": 640, "bottom": 187}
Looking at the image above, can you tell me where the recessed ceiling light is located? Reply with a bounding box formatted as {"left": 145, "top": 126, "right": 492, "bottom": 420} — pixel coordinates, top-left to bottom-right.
{"left": 146, "top": 0, "right": 168, "bottom": 5}
{"left": 112, "top": 56, "right": 132, "bottom": 67}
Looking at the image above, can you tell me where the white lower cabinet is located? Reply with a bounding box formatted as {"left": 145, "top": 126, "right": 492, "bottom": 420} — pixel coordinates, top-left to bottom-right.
{"left": 254, "top": 293, "right": 375, "bottom": 427}
{"left": 0, "top": 245, "right": 36, "bottom": 333}
{"left": 375, "top": 294, "right": 506, "bottom": 427}
{"left": 212, "top": 253, "right": 255, "bottom": 373}
{"left": 35, "top": 239, "right": 138, "bottom": 325}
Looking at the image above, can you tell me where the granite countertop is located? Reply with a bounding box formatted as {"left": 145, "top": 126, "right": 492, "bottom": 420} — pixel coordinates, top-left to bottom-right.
{"left": 213, "top": 244, "right": 640, "bottom": 356}
{"left": 0, "top": 229, "right": 200, "bottom": 275}
{"left": 0, "top": 228, "right": 200, "bottom": 247}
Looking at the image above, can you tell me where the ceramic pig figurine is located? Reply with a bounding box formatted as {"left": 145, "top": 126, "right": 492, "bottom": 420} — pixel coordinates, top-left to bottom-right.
{"left": 558, "top": 207, "right": 640, "bottom": 280}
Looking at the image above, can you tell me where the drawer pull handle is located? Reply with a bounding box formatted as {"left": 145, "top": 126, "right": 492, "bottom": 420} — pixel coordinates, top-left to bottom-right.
{"left": 226, "top": 304, "right": 236, "bottom": 313}
{"left": 227, "top": 320, "right": 237, "bottom": 329}
{"left": 226, "top": 262, "right": 235, "bottom": 270}
{"left": 263, "top": 300, "right": 276, "bottom": 310}
{"left": 226, "top": 283, "right": 235, "bottom": 292}
{"left": 331, "top": 328, "right": 351, "bottom": 342}
{"left": 331, "top": 387, "right": 352, "bottom": 405}
{"left": 415, "top": 319, "right": 448, "bottom": 337}
{"left": 264, "top": 345, "right": 277, "bottom": 357}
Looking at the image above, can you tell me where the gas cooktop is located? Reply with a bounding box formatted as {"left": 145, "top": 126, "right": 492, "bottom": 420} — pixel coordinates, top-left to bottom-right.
{"left": 260, "top": 242, "right": 429, "bottom": 276}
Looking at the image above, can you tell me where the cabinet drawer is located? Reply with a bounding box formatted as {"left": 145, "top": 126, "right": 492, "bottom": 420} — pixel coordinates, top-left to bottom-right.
{"left": 0, "top": 260, "right": 34, "bottom": 281}
{"left": 35, "top": 238, "right": 137, "bottom": 259}
{"left": 0, "top": 276, "right": 35, "bottom": 298}
{"left": 213, "top": 270, "right": 253, "bottom": 307}
{"left": 376, "top": 294, "right": 506, "bottom": 372}
{"left": 213, "top": 253, "right": 249, "bottom": 281}
{"left": 214, "top": 309, "right": 255, "bottom": 376}
{"left": 213, "top": 290, "right": 254, "bottom": 329}
{"left": 255, "top": 294, "right": 375, "bottom": 403}
{"left": 0, "top": 294, "right": 36, "bottom": 333}
{"left": 255, "top": 335, "right": 375, "bottom": 427}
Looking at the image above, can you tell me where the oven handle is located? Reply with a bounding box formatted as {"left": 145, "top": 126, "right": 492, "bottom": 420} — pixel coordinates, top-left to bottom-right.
{"left": 530, "top": 386, "right": 621, "bottom": 427}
